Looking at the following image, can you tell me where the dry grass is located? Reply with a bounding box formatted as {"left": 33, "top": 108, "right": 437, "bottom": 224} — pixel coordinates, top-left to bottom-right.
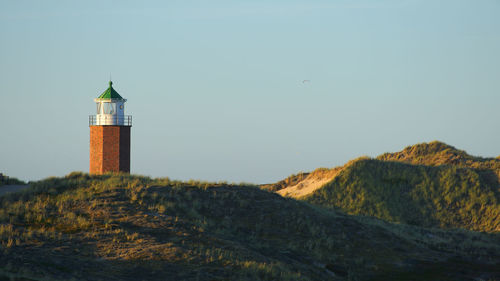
{"left": 0, "top": 172, "right": 498, "bottom": 281}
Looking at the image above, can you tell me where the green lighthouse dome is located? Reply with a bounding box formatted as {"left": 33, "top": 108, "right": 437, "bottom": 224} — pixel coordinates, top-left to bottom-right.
{"left": 97, "top": 81, "right": 125, "bottom": 100}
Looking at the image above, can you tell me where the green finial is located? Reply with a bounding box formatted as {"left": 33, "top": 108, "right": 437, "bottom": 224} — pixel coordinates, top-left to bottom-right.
{"left": 109, "top": 81, "right": 113, "bottom": 87}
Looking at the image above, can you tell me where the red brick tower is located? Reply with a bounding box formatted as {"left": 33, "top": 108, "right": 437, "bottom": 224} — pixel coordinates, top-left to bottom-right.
{"left": 89, "top": 81, "right": 132, "bottom": 174}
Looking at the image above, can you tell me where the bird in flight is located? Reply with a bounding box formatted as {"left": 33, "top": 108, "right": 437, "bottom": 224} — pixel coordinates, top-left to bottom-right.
{"left": 302, "top": 80, "right": 310, "bottom": 84}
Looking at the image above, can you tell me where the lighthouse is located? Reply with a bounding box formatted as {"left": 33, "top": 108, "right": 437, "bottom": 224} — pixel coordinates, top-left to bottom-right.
{"left": 89, "top": 81, "right": 132, "bottom": 174}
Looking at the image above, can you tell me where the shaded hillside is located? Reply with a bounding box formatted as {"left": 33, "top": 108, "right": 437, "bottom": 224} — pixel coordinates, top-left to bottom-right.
{"left": 305, "top": 159, "right": 500, "bottom": 232}
{"left": 377, "top": 141, "right": 500, "bottom": 172}
{"left": 1, "top": 173, "right": 499, "bottom": 280}
{"left": 0, "top": 173, "right": 24, "bottom": 186}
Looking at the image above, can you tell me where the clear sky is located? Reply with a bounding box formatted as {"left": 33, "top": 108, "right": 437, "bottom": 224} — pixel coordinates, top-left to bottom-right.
{"left": 1, "top": 0, "right": 499, "bottom": 183}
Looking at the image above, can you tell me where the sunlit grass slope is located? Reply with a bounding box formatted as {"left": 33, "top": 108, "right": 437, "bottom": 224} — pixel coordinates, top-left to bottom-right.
{"left": 264, "top": 142, "right": 500, "bottom": 232}
{"left": 0, "top": 173, "right": 499, "bottom": 280}
{"left": 377, "top": 141, "right": 500, "bottom": 171}
{"left": 305, "top": 158, "right": 500, "bottom": 232}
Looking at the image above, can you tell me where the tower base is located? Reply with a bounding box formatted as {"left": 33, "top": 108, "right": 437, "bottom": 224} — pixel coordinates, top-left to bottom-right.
{"left": 90, "top": 126, "right": 131, "bottom": 174}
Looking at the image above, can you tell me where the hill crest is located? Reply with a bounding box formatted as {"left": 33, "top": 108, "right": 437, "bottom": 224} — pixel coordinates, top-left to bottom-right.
{"left": 377, "top": 141, "right": 500, "bottom": 170}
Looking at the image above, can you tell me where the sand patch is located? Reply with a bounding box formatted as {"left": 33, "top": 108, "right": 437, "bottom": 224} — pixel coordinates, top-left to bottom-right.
{"left": 277, "top": 168, "right": 341, "bottom": 198}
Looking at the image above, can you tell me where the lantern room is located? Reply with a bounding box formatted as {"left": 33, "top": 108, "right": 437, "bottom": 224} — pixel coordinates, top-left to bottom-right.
{"left": 90, "top": 81, "right": 131, "bottom": 126}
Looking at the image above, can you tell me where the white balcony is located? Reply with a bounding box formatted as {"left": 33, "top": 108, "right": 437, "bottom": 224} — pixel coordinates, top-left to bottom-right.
{"left": 89, "top": 115, "right": 132, "bottom": 126}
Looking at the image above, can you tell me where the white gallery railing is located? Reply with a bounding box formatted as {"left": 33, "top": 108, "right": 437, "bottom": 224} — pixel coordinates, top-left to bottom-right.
{"left": 89, "top": 115, "right": 132, "bottom": 126}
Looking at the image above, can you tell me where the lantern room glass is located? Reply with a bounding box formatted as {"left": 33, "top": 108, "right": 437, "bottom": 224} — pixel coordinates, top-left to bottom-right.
{"left": 96, "top": 103, "right": 115, "bottom": 115}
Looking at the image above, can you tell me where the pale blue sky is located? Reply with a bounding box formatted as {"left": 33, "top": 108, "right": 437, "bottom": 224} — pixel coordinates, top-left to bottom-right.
{"left": 1, "top": 0, "right": 499, "bottom": 183}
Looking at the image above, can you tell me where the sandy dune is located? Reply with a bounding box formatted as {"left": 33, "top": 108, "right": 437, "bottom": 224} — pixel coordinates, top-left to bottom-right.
{"left": 277, "top": 168, "right": 342, "bottom": 198}
{"left": 273, "top": 158, "right": 367, "bottom": 199}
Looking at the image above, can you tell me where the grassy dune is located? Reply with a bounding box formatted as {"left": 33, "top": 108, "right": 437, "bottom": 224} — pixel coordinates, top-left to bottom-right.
{"left": 265, "top": 142, "right": 500, "bottom": 233}
{"left": 305, "top": 159, "right": 500, "bottom": 232}
{"left": 0, "top": 173, "right": 499, "bottom": 280}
